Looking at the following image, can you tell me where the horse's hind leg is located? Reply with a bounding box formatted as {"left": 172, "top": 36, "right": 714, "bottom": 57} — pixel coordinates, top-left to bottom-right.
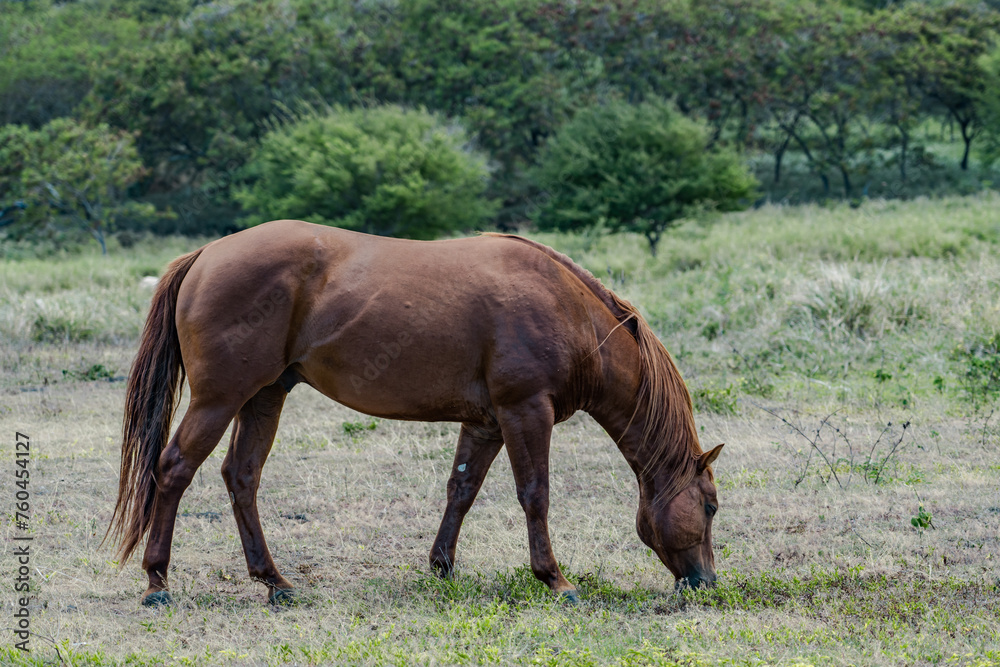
{"left": 430, "top": 424, "right": 504, "bottom": 576}
{"left": 141, "top": 399, "right": 237, "bottom": 606}
{"left": 220, "top": 383, "right": 294, "bottom": 603}
{"left": 496, "top": 397, "right": 577, "bottom": 601}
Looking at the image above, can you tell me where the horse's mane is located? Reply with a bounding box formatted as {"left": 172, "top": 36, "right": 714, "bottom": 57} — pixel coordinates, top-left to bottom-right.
{"left": 484, "top": 233, "right": 703, "bottom": 500}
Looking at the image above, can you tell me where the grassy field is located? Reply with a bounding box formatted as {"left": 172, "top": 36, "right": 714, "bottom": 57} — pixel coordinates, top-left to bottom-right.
{"left": 1, "top": 195, "right": 999, "bottom": 666}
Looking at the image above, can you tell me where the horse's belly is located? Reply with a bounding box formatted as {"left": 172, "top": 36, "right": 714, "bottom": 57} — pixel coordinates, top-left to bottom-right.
{"left": 296, "top": 333, "right": 491, "bottom": 423}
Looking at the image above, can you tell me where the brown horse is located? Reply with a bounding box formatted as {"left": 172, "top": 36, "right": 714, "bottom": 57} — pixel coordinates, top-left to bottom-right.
{"left": 106, "top": 220, "right": 723, "bottom": 606}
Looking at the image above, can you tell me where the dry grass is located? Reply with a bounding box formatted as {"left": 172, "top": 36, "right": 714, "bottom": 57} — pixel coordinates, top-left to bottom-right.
{"left": 1, "top": 356, "right": 997, "bottom": 666}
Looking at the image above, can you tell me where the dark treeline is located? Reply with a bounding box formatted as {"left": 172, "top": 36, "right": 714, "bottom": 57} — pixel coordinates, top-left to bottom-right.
{"left": 3, "top": 0, "right": 1000, "bottom": 244}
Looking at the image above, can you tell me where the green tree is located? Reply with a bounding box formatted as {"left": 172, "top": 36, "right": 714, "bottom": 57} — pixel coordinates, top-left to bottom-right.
{"left": 0, "top": 119, "right": 153, "bottom": 254}
{"left": 389, "top": 0, "right": 577, "bottom": 225}
{"left": 902, "top": 4, "right": 1000, "bottom": 170}
{"left": 976, "top": 44, "right": 1000, "bottom": 166}
{"left": 83, "top": 1, "right": 314, "bottom": 186}
{"left": 0, "top": 0, "right": 144, "bottom": 129}
{"left": 82, "top": 0, "right": 403, "bottom": 232}
{"left": 763, "top": 5, "right": 885, "bottom": 199}
{"left": 235, "top": 105, "right": 495, "bottom": 239}
{"left": 533, "top": 98, "right": 756, "bottom": 256}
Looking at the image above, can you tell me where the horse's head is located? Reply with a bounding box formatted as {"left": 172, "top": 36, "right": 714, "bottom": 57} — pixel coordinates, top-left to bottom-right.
{"left": 636, "top": 443, "right": 723, "bottom": 589}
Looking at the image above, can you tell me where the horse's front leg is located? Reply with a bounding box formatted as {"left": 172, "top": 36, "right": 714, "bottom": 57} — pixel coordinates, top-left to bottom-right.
{"left": 430, "top": 424, "right": 504, "bottom": 576}
{"left": 497, "top": 398, "right": 577, "bottom": 601}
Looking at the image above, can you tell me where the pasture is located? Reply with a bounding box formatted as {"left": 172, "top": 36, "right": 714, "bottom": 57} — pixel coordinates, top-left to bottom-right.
{"left": 1, "top": 196, "right": 999, "bottom": 666}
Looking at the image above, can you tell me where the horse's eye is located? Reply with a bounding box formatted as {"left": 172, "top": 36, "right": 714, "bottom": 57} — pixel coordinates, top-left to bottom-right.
{"left": 706, "top": 503, "right": 718, "bottom": 517}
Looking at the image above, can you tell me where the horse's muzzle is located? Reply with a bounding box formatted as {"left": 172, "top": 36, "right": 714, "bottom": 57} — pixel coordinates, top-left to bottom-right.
{"left": 677, "top": 571, "right": 717, "bottom": 590}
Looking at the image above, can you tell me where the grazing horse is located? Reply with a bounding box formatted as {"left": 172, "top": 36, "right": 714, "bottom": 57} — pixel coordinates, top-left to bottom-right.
{"left": 106, "top": 220, "right": 723, "bottom": 606}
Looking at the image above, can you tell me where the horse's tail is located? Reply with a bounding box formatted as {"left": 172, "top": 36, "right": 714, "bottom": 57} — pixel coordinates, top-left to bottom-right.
{"left": 104, "top": 246, "right": 205, "bottom": 565}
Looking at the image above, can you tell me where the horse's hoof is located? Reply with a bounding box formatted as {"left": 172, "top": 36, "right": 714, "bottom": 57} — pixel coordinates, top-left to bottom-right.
{"left": 269, "top": 588, "right": 296, "bottom": 605}
{"left": 560, "top": 589, "right": 580, "bottom": 605}
{"left": 142, "top": 590, "right": 173, "bottom": 607}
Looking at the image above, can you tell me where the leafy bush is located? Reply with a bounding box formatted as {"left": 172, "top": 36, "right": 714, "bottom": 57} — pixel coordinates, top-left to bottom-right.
{"left": 236, "top": 105, "right": 495, "bottom": 239}
{"left": 532, "top": 97, "right": 756, "bottom": 256}
{"left": 342, "top": 419, "right": 378, "bottom": 436}
{"left": 62, "top": 363, "right": 117, "bottom": 382}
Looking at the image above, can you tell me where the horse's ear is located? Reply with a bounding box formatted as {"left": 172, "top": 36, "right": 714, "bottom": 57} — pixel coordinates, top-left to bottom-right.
{"left": 697, "top": 444, "right": 724, "bottom": 473}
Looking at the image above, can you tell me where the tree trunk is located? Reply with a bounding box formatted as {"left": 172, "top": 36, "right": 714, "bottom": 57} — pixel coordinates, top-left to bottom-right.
{"left": 773, "top": 134, "right": 791, "bottom": 184}
{"left": 960, "top": 119, "right": 972, "bottom": 170}
{"left": 91, "top": 226, "right": 107, "bottom": 255}
{"left": 898, "top": 127, "right": 908, "bottom": 182}
{"left": 645, "top": 229, "right": 661, "bottom": 258}
{"left": 839, "top": 164, "right": 852, "bottom": 199}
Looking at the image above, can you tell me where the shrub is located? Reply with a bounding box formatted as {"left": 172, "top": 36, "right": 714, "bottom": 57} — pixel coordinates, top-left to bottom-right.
{"left": 235, "top": 105, "right": 495, "bottom": 239}
{"left": 532, "top": 97, "right": 757, "bottom": 256}
{"left": 789, "top": 264, "right": 924, "bottom": 339}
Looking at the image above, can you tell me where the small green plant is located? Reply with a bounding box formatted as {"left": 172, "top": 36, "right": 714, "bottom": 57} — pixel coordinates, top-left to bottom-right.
{"left": 700, "top": 321, "right": 721, "bottom": 341}
{"left": 692, "top": 383, "right": 738, "bottom": 415}
{"left": 731, "top": 348, "right": 775, "bottom": 398}
{"left": 62, "top": 363, "right": 116, "bottom": 381}
{"left": 342, "top": 419, "right": 378, "bottom": 437}
{"left": 911, "top": 504, "right": 935, "bottom": 533}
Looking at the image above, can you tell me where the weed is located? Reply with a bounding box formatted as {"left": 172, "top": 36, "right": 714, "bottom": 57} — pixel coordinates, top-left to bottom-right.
{"left": 759, "top": 405, "right": 910, "bottom": 488}
{"left": 700, "top": 320, "right": 721, "bottom": 341}
{"left": 873, "top": 368, "right": 892, "bottom": 383}
{"left": 32, "top": 313, "right": 96, "bottom": 343}
{"left": 731, "top": 347, "right": 775, "bottom": 397}
{"left": 790, "top": 263, "right": 923, "bottom": 340}
{"left": 62, "top": 363, "right": 117, "bottom": 381}
{"left": 343, "top": 418, "right": 378, "bottom": 436}
{"left": 691, "top": 383, "right": 738, "bottom": 415}
{"left": 952, "top": 332, "right": 1000, "bottom": 409}
{"left": 911, "top": 505, "right": 935, "bottom": 533}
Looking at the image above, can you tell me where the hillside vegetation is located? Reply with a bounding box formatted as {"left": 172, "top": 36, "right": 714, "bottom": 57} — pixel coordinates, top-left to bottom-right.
{"left": 5, "top": 0, "right": 1000, "bottom": 250}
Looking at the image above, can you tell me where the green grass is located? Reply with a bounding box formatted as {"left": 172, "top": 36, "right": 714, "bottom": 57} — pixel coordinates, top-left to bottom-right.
{"left": 2, "top": 565, "right": 996, "bottom": 666}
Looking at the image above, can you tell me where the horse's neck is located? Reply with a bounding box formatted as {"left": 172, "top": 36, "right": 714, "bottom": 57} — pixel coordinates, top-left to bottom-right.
{"left": 586, "top": 327, "right": 652, "bottom": 476}
{"left": 585, "top": 316, "right": 699, "bottom": 485}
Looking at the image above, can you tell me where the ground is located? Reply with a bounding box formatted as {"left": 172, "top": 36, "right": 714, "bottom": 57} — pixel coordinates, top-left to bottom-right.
{"left": 1, "top": 196, "right": 999, "bottom": 665}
